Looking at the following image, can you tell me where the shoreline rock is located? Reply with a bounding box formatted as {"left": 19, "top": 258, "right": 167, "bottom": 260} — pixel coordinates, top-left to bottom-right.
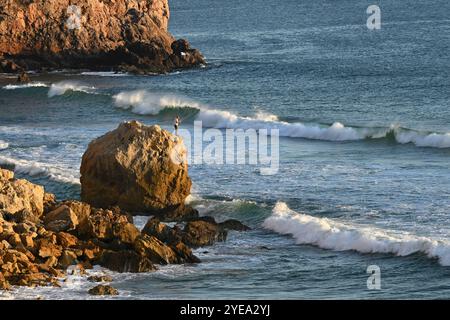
{"left": 0, "top": 0, "right": 205, "bottom": 75}
{"left": 80, "top": 121, "right": 196, "bottom": 220}
{"left": 0, "top": 166, "right": 249, "bottom": 291}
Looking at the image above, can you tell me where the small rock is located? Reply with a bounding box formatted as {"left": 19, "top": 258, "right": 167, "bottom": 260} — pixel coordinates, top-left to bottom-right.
{"left": 219, "top": 219, "right": 251, "bottom": 231}
{"left": 17, "top": 72, "right": 30, "bottom": 83}
{"left": 88, "top": 285, "right": 118, "bottom": 296}
{"left": 87, "top": 275, "right": 113, "bottom": 283}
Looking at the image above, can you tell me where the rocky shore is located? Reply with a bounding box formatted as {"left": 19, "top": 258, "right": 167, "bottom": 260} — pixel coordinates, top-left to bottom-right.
{"left": 0, "top": 121, "right": 248, "bottom": 293}
{"left": 0, "top": 0, "right": 205, "bottom": 75}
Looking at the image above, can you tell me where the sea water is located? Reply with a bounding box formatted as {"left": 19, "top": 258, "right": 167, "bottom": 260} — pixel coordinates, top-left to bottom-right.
{"left": 1, "top": 0, "right": 450, "bottom": 299}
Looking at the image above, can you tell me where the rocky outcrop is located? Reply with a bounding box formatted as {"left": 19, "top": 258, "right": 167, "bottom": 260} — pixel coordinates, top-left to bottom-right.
{"left": 0, "top": 169, "right": 44, "bottom": 217}
{"left": 0, "top": 167, "right": 205, "bottom": 289}
{"left": 183, "top": 220, "right": 228, "bottom": 248}
{"left": 0, "top": 0, "right": 205, "bottom": 74}
{"left": 0, "top": 120, "right": 250, "bottom": 290}
{"left": 80, "top": 121, "right": 197, "bottom": 220}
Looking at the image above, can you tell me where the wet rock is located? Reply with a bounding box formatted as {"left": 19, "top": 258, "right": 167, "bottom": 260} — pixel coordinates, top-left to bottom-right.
{"left": 183, "top": 220, "right": 227, "bottom": 247}
{"left": 99, "top": 250, "right": 155, "bottom": 273}
{"left": 88, "top": 275, "right": 113, "bottom": 283}
{"left": 88, "top": 285, "right": 118, "bottom": 296}
{"left": 58, "top": 250, "right": 78, "bottom": 269}
{"left": 219, "top": 219, "right": 251, "bottom": 231}
{"left": 17, "top": 72, "right": 30, "bottom": 83}
{"left": 0, "top": 272, "right": 11, "bottom": 290}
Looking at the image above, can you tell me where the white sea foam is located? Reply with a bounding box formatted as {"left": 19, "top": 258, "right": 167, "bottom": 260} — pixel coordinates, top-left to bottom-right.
{"left": 48, "top": 81, "right": 95, "bottom": 97}
{"left": 395, "top": 131, "right": 450, "bottom": 148}
{"left": 263, "top": 202, "right": 450, "bottom": 266}
{"left": 0, "top": 140, "right": 8, "bottom": 150}
{"left": 113, "top": 90, "right": 369, "bottom": 141}
{"left": 113, "top": 90, "right": 450, "bottom": 147}
{"left": 80, "top": 71, "right": 129, "bottom": 77}
{"left": 114, "top": 90, "right": 202, "bottom": 115}
{"left": 2, "top": 82, "right": 48, "bottom": 90}
{"left": 0, "top": 155, "right": 80, "bottom": 185}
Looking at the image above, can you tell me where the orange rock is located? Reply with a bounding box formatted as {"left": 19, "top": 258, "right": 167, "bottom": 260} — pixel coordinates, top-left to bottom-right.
{"left": 56, "top": 232, "right": 78, "bottom": 247}
{"left": 37, "top": 239, "right": 62, "bottom": 258}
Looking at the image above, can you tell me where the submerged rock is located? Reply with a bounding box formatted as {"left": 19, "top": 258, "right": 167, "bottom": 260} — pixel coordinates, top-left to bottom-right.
{"left": 80, "top": 121, "right": 195, "bottom": 219}
{"left": 219, "top": 219, "right": 251, "bottom": 231}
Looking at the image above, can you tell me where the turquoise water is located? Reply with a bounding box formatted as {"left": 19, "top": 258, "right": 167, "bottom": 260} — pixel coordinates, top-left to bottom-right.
{"left": 1, "top": 0, "right": 450, "bottom": 299}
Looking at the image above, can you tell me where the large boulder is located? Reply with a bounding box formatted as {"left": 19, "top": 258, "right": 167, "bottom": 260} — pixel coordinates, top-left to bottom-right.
{"left": 0, "top": 168, "right": 44, "bottom": 217}
{"left": 80, "top": 121, "right": 193, "bottom": 217}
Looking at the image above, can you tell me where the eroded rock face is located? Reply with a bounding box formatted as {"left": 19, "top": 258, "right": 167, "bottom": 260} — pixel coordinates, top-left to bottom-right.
{"left": 0, "top": 168, "right": 44, "bottom": 217}
{"left": 80, "top": 121, "right": 194, "bottom": 218}
{"left": 0, "top": 0, "right": 205, "bottom": 74}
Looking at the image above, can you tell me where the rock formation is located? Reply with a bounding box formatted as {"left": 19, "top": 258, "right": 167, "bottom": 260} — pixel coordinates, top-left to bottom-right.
{"left": 80, "top": 121, "right": 196, "bottom": 219}
{"left": 0, "top": 0, "right": 205, "bottom": 74}
{"left": 0, "top": 167, "right": 202, "bottom": 289}
{"left": 0, "top": 166, "right": 249, "bottom": 290}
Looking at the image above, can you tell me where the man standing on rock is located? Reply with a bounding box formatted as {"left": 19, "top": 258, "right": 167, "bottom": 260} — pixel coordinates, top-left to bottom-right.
{"left": 174, "top": 116, "right": 180, "bottom": 136}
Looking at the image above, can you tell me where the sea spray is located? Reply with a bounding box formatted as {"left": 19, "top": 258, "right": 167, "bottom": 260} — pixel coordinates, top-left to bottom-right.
{"left": 0, "top": 155, "right": 80, "bottom": 185}
{"left": 113, "top": 90, "right": 450, "bottom": 148}
{"left": 263, "top": 202, "right": 450, "bottom": 266}
{"left": 48, "top": 81, "right": 96, "bottom": 97}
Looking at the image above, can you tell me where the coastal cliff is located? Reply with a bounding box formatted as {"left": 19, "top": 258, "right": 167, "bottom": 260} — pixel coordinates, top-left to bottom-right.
{"left": 0, "top": 0, "right": 205, "bottom": 74}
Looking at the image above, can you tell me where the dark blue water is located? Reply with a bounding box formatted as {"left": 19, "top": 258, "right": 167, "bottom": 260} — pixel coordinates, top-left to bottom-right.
{"left": 1, "top": 0, "right": 450, "bottom": 299}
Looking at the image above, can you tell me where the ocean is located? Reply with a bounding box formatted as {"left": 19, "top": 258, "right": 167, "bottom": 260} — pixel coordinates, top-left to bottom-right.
{"left": 1, "top": 0, "right": 450, "bottom": 299}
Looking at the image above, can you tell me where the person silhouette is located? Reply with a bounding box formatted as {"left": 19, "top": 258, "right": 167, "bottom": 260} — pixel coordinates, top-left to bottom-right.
{"left": 174, "top": 115, "right": 180, "bottom": 136}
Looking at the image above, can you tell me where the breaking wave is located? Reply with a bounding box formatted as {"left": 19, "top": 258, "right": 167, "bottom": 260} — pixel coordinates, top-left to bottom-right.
{"left": 263, "top": 202, "right": 450, "bottom": 266}
{"left": 0, "top": 155, "right": 80, "bottom": 185}
{"left": 2, "top": 82, "right": 48, "bottom": 90}
{"left": 48, "top": 81, "right": 96, "bottom": 97}
{"left": 113, "top": 90, "right": 450, "bottom": 148}
{"left": 0, "top": 140, "right": 8, "bottom": 150}
{"left": 80, "top": 71, "right": 129, "bottom": 77}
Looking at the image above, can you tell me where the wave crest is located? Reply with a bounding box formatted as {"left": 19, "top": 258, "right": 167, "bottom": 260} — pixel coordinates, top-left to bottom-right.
{"left": 113, "top": 90, "right": 450, "bottom": 148}
{"left": 0, "top": 155, "right": 80, "bottom": 185}
{"left": 2, "top": 82, "right": 48, "bottom": 90}
{"left": 0, "top": 140, "right": 9, "bottom": 150}
{"left": 48, "top": 81, "right": 95, "bottom": 97}
{"left": 263, "top": 202, "right": 450, "bottom": 266}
